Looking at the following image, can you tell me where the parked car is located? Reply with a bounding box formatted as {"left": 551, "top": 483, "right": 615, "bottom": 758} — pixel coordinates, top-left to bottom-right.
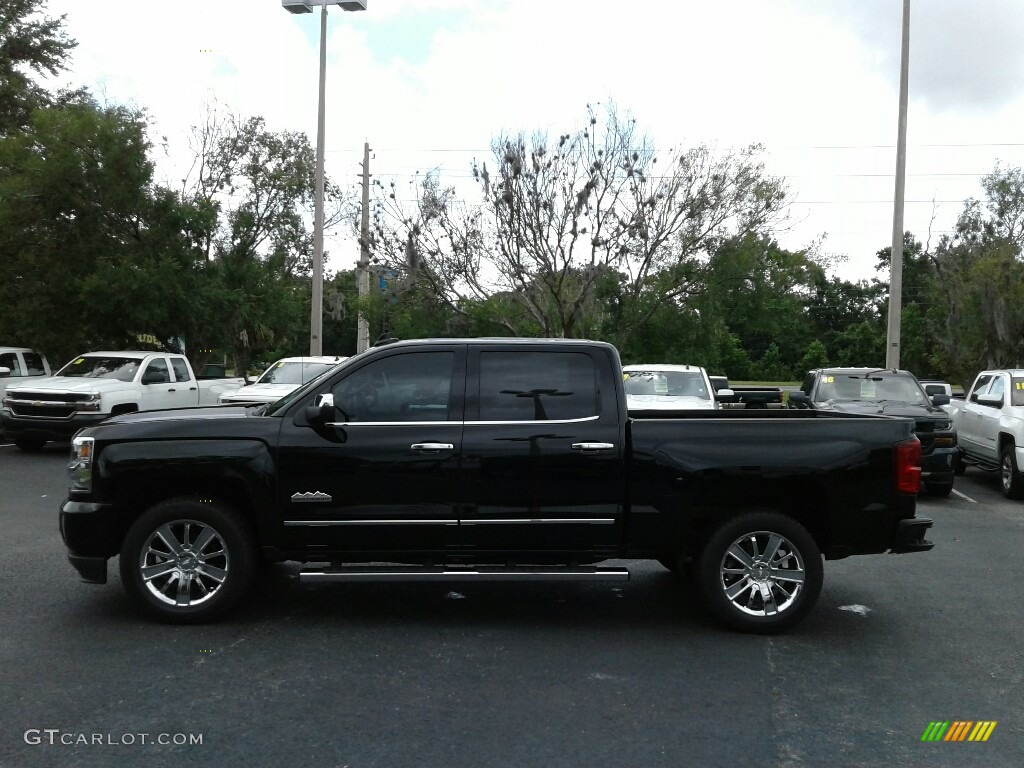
{"left": 60, "top": 338, "right": 932, "bottom": 633}
{"left": 920, "top": 380, "right": 954, "bottom": 399}
{"left": 622, "top": 364, "right": 724, "bottom": 410}
{"left": 788, "top": 367, "right": 956, "bottom": 497}
{"left": 945, "top": 369, "right": 1024, "bottom": 498}
{"left": 0, "top": 346, "right": 51, "bottom": 404}
{"left": 217, "top": 356, "right": 347, "bottom": 405}
{"left": 0, "top": 351, "right": 245, "bottom": 451}
{"left": 710, "top": 374, "right": 785, "bottom": 409}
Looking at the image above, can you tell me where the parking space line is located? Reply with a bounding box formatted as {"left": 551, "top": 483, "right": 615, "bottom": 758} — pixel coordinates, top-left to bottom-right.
{"left": 952, "top": 488, "right": 977, "bottom": 503}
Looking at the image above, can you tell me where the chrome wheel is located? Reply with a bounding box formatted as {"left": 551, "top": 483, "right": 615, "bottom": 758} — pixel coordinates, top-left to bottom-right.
{"left": 138, "top": 520, "right": 230, "bottom": 606}
{"left": 120, "top": 498, "right": 256, "bottom": 623}
{"left": 718, "top": 531, "right": 806, "bottom": 617}
{"left": 697, "top": 512, "right": 823, "bottom": 633}
{"left": 1000, "top": 445, "right": 1024, "bottom": 499}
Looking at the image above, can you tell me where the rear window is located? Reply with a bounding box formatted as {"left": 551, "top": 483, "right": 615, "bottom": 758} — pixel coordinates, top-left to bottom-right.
{"left": 479, "top": 351, "right": 598, "bottom": 421}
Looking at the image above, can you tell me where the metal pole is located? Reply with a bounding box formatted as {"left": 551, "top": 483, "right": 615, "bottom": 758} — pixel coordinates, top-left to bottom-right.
{"left": 310, "top": 2, "right": 328, "bottom": 356}
{"left": 886, "top": 0, "right": 910, "bottom": 369}
{"left": 356, "top": 141, "right": 371, "bottom": 353}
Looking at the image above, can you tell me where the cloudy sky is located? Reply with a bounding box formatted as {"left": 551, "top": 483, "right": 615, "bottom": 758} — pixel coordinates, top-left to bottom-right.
{"left": 44, "top": 0, "right": 1024, "bottom": 282}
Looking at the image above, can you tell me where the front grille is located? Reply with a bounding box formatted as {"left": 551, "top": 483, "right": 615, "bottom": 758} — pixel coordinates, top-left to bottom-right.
{"left": 11, "top": 391, "right": 89, "bottom": 403}
{"left": 10, "top": 404, "right": 75, "bottom": 418}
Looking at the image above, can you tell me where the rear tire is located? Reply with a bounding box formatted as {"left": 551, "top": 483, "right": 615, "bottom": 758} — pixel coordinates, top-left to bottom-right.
{"left": 119, "top": 497, "right": 257, "bottom": 623}
{"left": 696, "top": 512, "right": 823, "bottom": 634}
{"left": 1000, "top": 445, "right": 1024, "bottom": 500}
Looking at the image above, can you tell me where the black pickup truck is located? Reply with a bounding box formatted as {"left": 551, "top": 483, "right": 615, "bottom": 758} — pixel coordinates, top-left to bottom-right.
{"left": 60, "top": 339, "right": 932, "bottom": 633}
{"left": 788, "top": 367, "right": 957, "bottom": 497}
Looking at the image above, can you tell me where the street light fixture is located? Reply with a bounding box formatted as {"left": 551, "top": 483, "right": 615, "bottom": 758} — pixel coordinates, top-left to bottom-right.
{"left": 281, "top": 0, "right": 367, "bottom": 355}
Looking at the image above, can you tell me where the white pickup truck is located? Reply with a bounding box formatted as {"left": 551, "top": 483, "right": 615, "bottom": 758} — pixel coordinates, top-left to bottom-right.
{"left": 946, "top": 369, "right": 1024, "bottom": 498}
{"left": 0, "top": 351, "right": 245, "bottom": 451}
{"left": 0, "top": 346, "right": 52, "bottom": 402}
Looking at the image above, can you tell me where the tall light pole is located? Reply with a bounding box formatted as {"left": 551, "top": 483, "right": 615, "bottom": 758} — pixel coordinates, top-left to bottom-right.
{"left": 886, "top": 0, "right": 910, "bottom": 369}
{"left": 282, "top": 0, "right": 367, "bottom": 355}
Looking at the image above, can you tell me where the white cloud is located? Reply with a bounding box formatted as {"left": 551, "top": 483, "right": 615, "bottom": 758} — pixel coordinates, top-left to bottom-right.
{"left": 44, "top": 0, "right": 1024, "bottom": 282}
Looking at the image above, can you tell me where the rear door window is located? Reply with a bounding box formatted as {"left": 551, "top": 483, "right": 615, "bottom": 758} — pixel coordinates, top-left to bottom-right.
{"left": 478, "top": 351, "right": 598, "bottom": 422}
{"left": 170, "top": 358, "right": 192, "bottom": 382}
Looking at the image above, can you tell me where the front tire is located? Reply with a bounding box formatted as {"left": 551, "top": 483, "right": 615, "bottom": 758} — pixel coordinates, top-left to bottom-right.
{"left": 14, "top": 437, "right": 46, "bottom": 452}
{"left": 1000, "top": 445, "right": 1024, "bottom": 500}
{"left": 119, "top": 498, "right": 257, "bottom": 623}
{"left": 925, "top": 481, "right": 954, "bottom": 498}
{"left": 696, "top": 512, "right": 823, "bottom": 634}
{"left": 952, "top": 450, "right": 967, "bottom": 476}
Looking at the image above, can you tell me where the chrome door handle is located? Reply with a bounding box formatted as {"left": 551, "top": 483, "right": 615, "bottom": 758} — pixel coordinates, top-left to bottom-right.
{"left": 571, "top": 442, "right": 615, "bottom": 452}
{"left": 411, "top": 443, "right": 454, "bottom": 452}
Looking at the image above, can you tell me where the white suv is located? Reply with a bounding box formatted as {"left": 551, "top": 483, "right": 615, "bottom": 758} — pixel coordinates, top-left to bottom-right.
{"left": 218, "top": 356, "right": 346, "bottom": 405}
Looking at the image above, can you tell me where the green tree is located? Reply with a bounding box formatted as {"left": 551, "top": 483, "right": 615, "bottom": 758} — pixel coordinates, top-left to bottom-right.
{"left": 370, "top": 102, "right": 788, "bottom": 345}
{"left": 0, "top": 0, "right": 83, "bottom": 136}
{"left": 0, "top": 101, "right": 167, "bottom": 364}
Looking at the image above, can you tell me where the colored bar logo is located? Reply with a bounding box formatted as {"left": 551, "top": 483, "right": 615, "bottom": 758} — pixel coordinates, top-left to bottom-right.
{"left": 921, "top": 721, "right": 997, "bottom": 742}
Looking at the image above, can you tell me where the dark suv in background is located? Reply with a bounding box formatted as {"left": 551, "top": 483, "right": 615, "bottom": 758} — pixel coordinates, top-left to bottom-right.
{"left": 789, "top": 368, "right": 957, "bottom": 497}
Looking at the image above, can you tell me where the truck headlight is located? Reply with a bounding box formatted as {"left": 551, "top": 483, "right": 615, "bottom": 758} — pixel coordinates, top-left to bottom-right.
{"left": 69, "top": 435, "right": 95, "bottom": 493}
{"left": 73, "top": 393, "right": 102, "bottom": 412}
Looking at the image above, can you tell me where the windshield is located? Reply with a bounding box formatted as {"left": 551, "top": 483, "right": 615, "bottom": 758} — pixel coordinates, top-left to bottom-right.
{"left": 623, "top": 370, "right": 710, "bottom": 400}
{"left": 815, "top": 372, "right": 928, "bottom": 406}
{"left": 56, "top": 356, "right": 140, "bottom": 382}
{"left": 264, "top": 363, "right": 347, "bottom": 416}
{"left": 257, "top": 360, "right": 337, "bottom": 386}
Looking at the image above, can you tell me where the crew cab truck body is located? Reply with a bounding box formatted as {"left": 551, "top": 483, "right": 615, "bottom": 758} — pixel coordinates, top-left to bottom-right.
{"left": 60, "top": 339, "right": 932, "bottom": 633}
{"left": 1, "top": 351, "right": 244, "bottom": 451}
{"left": 946, "top": 369, "right": 1024, "bottom": 498}
{"left": 789, "top": 367, "right": 957, "bottom": 498}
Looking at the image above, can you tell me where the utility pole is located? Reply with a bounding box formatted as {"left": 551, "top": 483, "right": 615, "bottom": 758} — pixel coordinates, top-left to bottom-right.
{"left": 886, "top": 0, "right": 910, "bottom": 369}
{"left": 356, "top": 141, "right": 372, "bottom": 353}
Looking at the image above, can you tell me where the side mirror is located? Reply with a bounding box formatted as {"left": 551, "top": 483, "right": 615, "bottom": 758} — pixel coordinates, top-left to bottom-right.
{"left": 713, "top": 388, "right": 735, "bottom": 401}
{"left": 977, "top": 392, "right": 1003, "bottom": 407}
{"left": 141, "top": 372, "right": 165, "bottom": 384}
{"left": 930, "top": 394, "right": 950, "bottom": 407}
{"left": 245, "top": 376, "right": 258, "bottom": 385}
{"left": 788, "top": 391, "right": 811, "bottom": 407}
{"left": 304, "top": 392, "right": 336, "bottom": 427}
{"left": 0, "top": 366, "right": 10, "bottom": 379}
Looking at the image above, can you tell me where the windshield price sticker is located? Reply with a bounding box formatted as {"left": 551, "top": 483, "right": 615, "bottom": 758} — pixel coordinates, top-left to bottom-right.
{"left": 824, "top": 376, "right": 835, "bottom": 383}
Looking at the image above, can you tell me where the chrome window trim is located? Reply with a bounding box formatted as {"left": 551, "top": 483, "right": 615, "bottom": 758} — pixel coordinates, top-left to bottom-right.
{"left": 285, "top": 519, "right": 459, "bottom": 527}
{"left": 461, "top": 518, "right": 615, "bottom": 525}
{"left": 325, "top": 414, "right": 601, "bottom": 428}
{"left": 285, "top": 518, "right": 614, "bottom": 527}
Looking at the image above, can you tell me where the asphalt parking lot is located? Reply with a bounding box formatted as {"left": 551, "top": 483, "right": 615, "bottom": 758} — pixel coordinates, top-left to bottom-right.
{"left": 0, "top": 440, "right": 1021, "bottom": 768}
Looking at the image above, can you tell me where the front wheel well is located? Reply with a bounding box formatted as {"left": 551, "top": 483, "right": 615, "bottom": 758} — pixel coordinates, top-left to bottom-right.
{"left": 113, "top": 476, "right": 259, "bottom": 545}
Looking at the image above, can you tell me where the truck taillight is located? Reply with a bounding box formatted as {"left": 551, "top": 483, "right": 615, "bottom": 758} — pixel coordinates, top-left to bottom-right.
{"left": 895, "top": 436, "right": 922, "bottom": 494}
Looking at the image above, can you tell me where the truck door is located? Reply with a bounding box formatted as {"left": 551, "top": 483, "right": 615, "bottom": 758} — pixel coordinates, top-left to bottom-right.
{"left": 958, "top": 374, "right": 994, "bottom": 458}
{"left": 976, "top": 373, "right": 1006, "bottom": 457}
{"left": 275, "top": 346, "right": 466, "bottom": 556}
{"left": 140, "top": 357, "right": 187, "bottom": 410}
{"left": 168, "top": 357, "right": 201, "bottom": 409}
{"left": 459, "top": 346, "right": 625, "bottom": 558}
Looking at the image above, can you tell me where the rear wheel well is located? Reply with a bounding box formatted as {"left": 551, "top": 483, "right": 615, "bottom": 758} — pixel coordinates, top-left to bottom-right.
{"left": 668, "top": 479, "right": 829, "bottom": 570}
